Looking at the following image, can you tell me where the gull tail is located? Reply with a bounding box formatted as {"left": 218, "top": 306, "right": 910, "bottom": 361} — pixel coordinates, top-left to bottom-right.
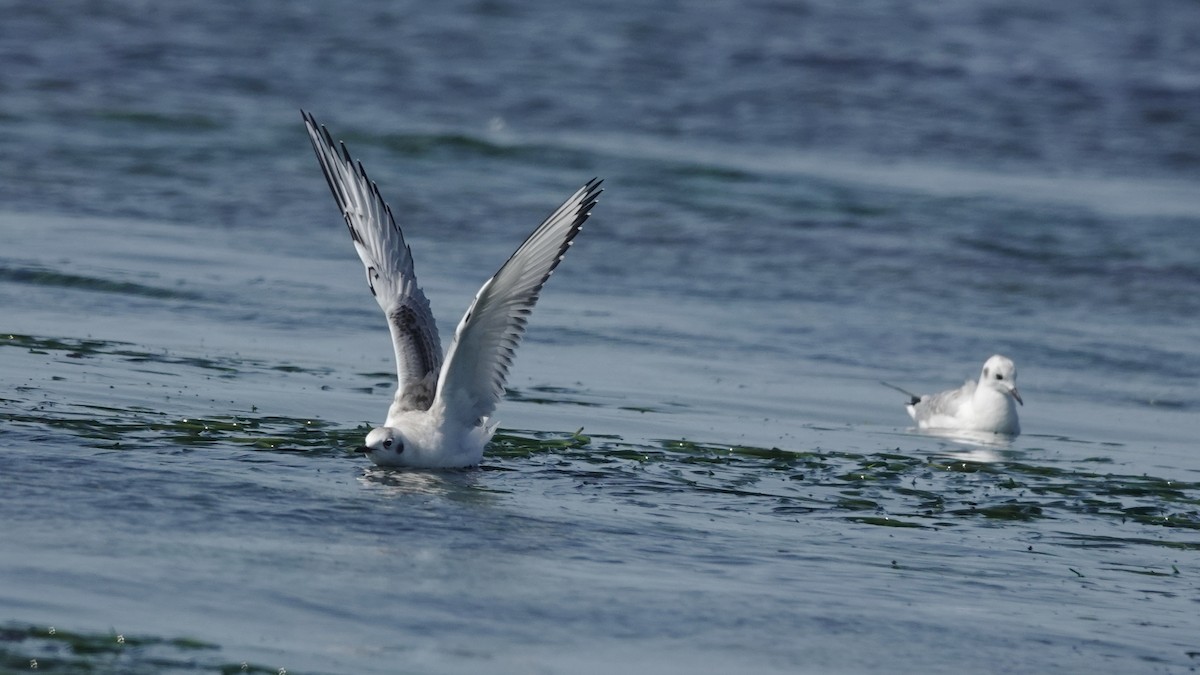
{"left": 880, "top": 381, "right": 921, "bottom": 406}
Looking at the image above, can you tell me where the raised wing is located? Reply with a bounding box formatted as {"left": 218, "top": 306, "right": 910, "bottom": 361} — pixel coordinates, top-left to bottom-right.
{"left": 434, "top": 179, "right": 602, "bottom": 427}
{"left": 302, "top": 110, "right": 443, "bottom": 412}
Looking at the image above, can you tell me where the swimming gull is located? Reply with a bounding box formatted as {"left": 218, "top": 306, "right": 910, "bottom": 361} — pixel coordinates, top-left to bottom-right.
{"left": 883, "top": 354, "right": 1023, "bottom": 435}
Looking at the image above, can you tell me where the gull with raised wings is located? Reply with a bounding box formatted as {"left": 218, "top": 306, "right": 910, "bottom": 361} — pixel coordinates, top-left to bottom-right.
{"left": 302, "top": 110, "right": 602, "bottom": 468}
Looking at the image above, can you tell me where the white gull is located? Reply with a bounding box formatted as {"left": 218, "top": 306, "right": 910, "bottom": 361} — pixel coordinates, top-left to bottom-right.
{"left": 302, "top": 110, "right": 602, "bottom": 468}
{"left": 883, "top": 354, "right": 1023, "bottom": 436}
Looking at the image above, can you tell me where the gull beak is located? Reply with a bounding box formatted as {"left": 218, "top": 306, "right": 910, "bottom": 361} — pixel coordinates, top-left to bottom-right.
{"left": 354, "top": 446, "right": 372, "bottom": 454}
{"left": 1010, "top": 387, "right": 1024, "bottom": 406}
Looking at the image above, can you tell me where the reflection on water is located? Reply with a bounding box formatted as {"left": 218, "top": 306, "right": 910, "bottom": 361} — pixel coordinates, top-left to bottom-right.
{"left": 914, "top": 428, "right": 1016, "bottom": 463}
{"left": 357, "top": 466, "right": 477, "bottom": 497}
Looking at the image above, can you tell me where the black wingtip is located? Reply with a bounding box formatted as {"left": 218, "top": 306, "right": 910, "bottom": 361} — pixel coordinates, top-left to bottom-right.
{"left": 301, "top": 109, "right": 321, "bottom": 132}
{"left": 880, "top": 380, "right": 921, "bottom": 406}
{"left": 577, "top": 177, "right": 604, "bottom": 217}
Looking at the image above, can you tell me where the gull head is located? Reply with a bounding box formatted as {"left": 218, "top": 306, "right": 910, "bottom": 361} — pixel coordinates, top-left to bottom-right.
{"left": 979, "top": 354, "right": 1022, "bottom": 405}
{"left": 356, "top": 426, "right": 412, "bottom": 466}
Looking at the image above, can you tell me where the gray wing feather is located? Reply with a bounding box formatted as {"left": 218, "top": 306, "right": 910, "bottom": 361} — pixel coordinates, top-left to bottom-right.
{"left": 434, "top": 179, "right": 602, "bottom": 427}
{"left": 912, "top": 379, "right": 975, "bottom": 421}
{"left": 302, "top": 110, "right": 443, "bottom": 412}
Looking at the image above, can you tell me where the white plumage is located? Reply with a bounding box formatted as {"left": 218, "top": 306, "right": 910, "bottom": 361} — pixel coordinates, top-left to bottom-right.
{"left": 302, "top": 110, "right": 602, "bottom": 467}
{"left": 886, "top": 355, "right": 1023, "bottom": 436}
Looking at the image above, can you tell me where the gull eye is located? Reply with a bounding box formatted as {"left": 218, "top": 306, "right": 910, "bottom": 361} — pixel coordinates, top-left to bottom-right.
{"left": 383, "top": 438, "right": 393, "bottom": 448}
{"left": 996, "top": 373, "right": 1004, "bottom": 380}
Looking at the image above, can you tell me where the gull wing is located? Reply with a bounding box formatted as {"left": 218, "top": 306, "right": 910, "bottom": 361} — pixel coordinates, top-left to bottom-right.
{"left": 302, "top": 110, "right": 443, "bottom": 412}
{"left": 912, "top": 378, "right": 976, "bottom": 423}
{"left": 434, "top": 179, "right": 602, "bottom": 427}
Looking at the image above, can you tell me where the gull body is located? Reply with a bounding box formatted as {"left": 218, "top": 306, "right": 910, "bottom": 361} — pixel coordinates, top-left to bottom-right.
{"left": 886, "top": 355, "right": 1023, "bottom": 436}
{"left": 302, "top": 110, "right": 601, "bottom": 468}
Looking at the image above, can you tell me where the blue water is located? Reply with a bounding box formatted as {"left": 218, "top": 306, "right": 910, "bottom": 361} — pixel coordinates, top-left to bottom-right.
{"left": 2, "top": 1, "right": 1199, "bottom": 673}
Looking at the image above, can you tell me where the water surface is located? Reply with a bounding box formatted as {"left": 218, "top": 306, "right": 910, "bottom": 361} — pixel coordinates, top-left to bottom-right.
{"left": 2, "top": 1, "right": 1199, "bottom": 673}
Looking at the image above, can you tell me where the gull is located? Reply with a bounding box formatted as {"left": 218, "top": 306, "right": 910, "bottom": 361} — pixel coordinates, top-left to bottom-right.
{"left": 301, "top": 110, "right": 602, "bottom": 468}
{"left": 882, "top": 354, "right": 1023, "bottom": 435}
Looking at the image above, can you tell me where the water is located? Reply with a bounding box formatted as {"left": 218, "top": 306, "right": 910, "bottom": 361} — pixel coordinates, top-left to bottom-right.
{"left": 2, "top": 0, "right": 1199, "bottom": 672}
